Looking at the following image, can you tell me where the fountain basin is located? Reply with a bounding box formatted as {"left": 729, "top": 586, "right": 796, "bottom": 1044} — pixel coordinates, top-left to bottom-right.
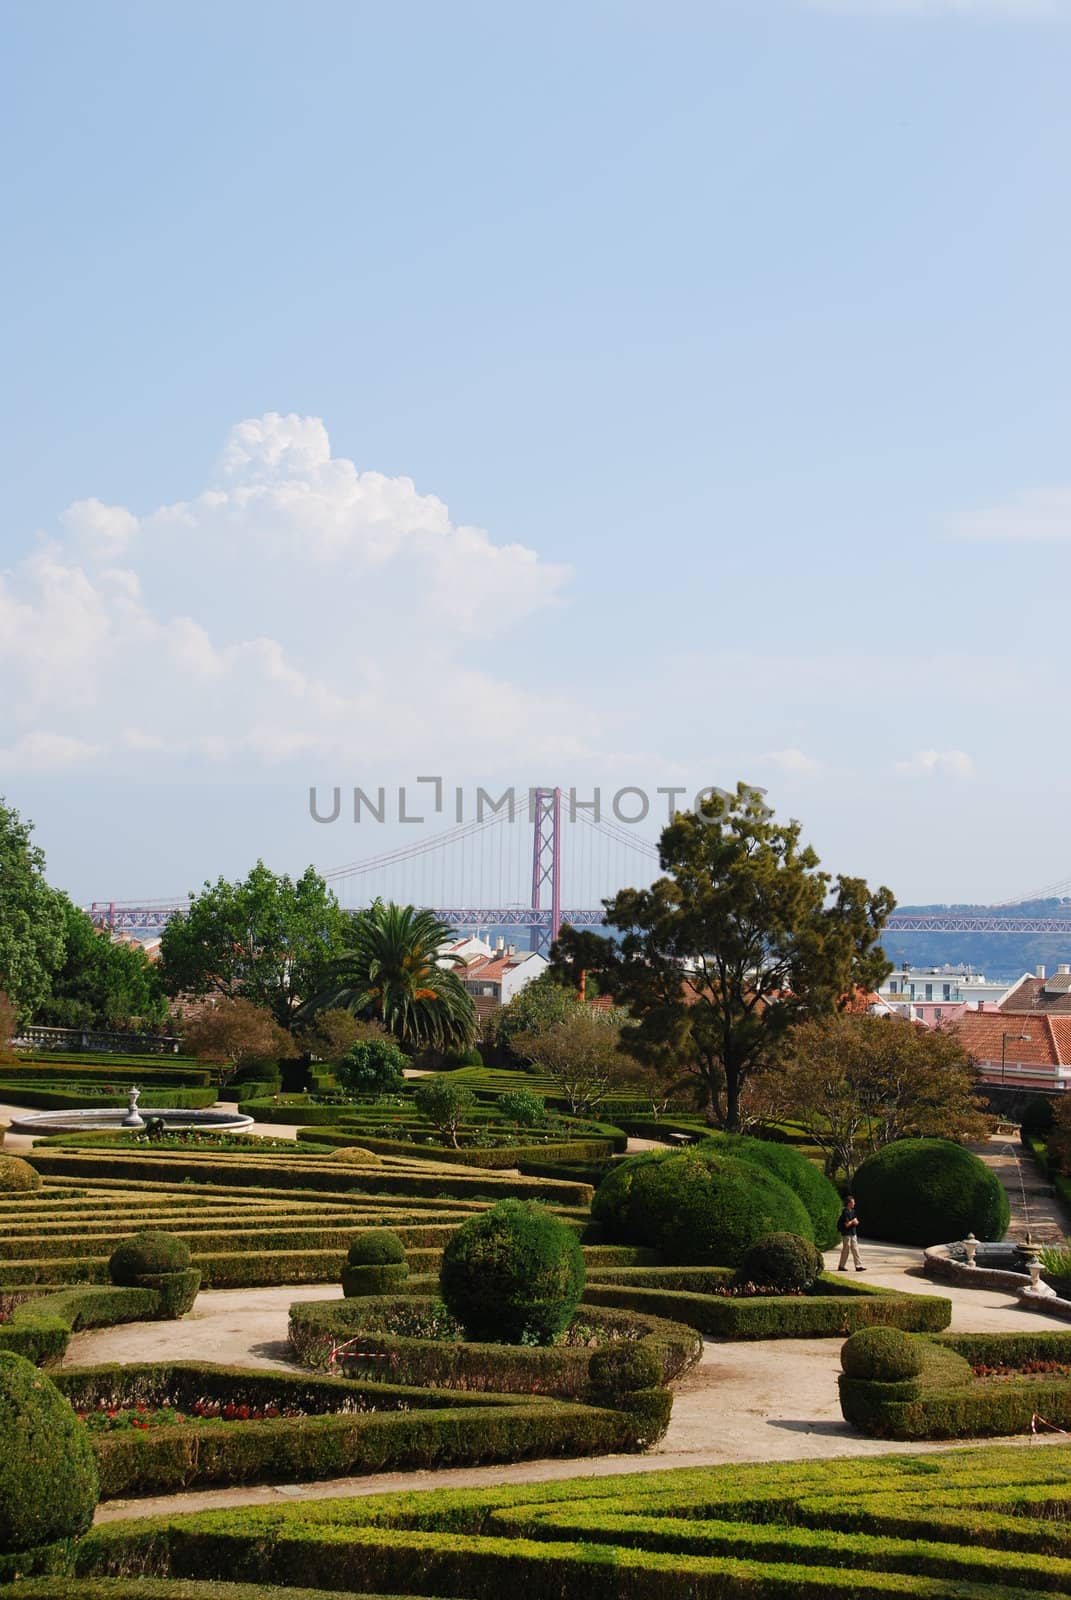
{"left": 9, "top": 1107, "right": 254, "bottom": 1135}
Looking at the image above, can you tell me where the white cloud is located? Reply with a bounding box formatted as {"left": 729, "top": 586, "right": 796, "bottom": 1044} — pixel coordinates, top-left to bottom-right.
{"left": 895, "top": 749, "right": 976, "bottom": 779}
{"left": 949, "top": 486, "right": 1071, "bottom": 542}
{"left": 0, "top": 413, "right": 586, "bottom": 774}
{"left": 761, "top": 748, "right": 823, "bottom": 776}
{"left": 0, "top": 732, "right": 104, "bottom": 771}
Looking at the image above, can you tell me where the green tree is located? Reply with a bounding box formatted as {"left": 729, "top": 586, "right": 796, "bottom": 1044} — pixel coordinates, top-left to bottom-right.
{"left": 552, "top": 784, "right": 894, "bottom": 1132}
{"left": 159, "top": 862, "right": 347, "bottom": 1028}
{"left": 514, "top": 1008, "right": 637, "bottom": 1116}
{"left": 335, "top": 1037, "right": 408, "bottom": 1096}
{"left": 181, "top": 997, "right": 299, "bottom": 1093}
{"left": 0, "top": 799, "right": 66, "bottom": 1024}
{"left": 485, "top": 971, "right": 580, "bottom": 1061}
{"left": 413, "top": 1076, "right": 477, "bottom": 1148}
{"left": 305, "top": 902, "right": 476, "bottom": 1052}
{"left": 38, "top": 898, "right": 167, "bottom": 1029}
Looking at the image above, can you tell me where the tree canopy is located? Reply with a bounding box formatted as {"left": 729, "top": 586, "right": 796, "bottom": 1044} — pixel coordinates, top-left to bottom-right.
{"left": 304, "top": 902, "right": 477, "bottom": 1052}
{"left": 37, "top": 898, "right": 167, "bottom": 1030}
{"left": 159, "top": 862, "right": 347, "bottom": 1027}
{"left": 182, "top": 997, "right": 299, "bottom": 1090}
{"left": 551, "top": 784, "right": 894, "bottom": 1131}
{"left": 751, "top": 1012, "right": 991, "bottom": 1178}
{"left": 0, "top": 799, "right": 67, "bottom": 1023}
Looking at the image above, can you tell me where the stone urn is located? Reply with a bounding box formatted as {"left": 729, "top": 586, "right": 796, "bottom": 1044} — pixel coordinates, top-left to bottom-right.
{"left": 120, "top": 1085, "right": 145, "bottom": 1129}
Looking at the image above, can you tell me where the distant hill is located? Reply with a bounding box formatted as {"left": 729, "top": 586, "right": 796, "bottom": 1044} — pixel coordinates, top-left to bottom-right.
{"left": 886, "top": 898, "right": 1071, "bottom": 981}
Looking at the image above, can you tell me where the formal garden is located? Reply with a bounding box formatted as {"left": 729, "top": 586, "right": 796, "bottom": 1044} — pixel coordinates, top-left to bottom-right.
{"left": 3, "top": 794, "right": 1071, "bottom": 1598}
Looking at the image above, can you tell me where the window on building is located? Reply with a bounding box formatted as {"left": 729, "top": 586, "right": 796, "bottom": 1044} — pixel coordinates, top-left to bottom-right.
{"left": 925, "top": 984, "right": 933, "bottom": 1001}
{"left": 888, "top": 979, "right": 898, "bottom": 995}
{"left": 934, "top": 1007, "right": 942, "bottom": 1020}
{"left": 943, "top": 984, "right": 951, "bottom": 1001}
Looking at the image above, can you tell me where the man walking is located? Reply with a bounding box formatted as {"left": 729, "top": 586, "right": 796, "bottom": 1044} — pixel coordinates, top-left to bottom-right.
{"left": 837, "top": 1195, "right": 865, "bottom": 1271}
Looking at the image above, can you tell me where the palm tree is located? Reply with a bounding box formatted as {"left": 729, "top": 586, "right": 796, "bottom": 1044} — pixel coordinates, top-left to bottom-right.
{"left": 304, "top": 902, "right": 476, "bottom": 1051}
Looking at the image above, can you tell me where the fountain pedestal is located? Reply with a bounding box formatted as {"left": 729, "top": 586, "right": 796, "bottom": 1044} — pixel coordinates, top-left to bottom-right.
{"left": 120, "top": 1086, "right": 145, "bottom": 1129}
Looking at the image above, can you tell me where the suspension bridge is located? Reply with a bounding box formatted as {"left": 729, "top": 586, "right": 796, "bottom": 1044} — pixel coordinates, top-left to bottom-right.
{"left": 88, "top": 787, "right": 1071, "bottom": 953}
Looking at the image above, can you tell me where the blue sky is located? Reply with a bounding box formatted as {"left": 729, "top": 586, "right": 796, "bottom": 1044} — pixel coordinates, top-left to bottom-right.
{"left": 1, "top": 0, "right": 1069, "bottom": 910}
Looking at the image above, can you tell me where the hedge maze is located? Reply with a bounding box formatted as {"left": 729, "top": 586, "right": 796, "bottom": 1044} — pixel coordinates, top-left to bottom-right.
{"left": 59, "top": 1443, "right": 1071, "bottom": 1598}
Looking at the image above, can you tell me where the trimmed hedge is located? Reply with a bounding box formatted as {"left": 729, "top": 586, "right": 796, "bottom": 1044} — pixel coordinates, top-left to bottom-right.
{"left": 852, "top": 1138, "right": 1010, "bottom": 1246}
{"left": 838, "top": 1326, "right": 1071, "bottom": 1439}
{"left": 25, "top": 1150, "right": 594, "bottom": 1205}
{"left": 441, "top": 1199, "right": 585, "bottom": 1345}
{"left": 581, "top": 1276, "right": 952, "bottom": 1339}
{"left": 7, "top": 1585, "right": 421, "bottom": 1600}
{"left": 0, "top": 1153, "right": 41, "bottom": 1192}
{"left": 0, "top": 1085, "right": 217, "bottom": 1112}
{"left": 591, "top": 1145, "right": 814, "bottom": 1264}
{"left": 51, "top": 1360, "right": 665, "bottom": 1498}
{"left": 701, "top": 1134, "right": 841, "bottom": 1249}
{"left": 0, "top": 1351, "right": 99, "bottom": 1554}
{"left": 0, "top": 1283, "right": 187, "bottom": 1365}
{"left": 298, "top": 1130, "right": 618, "bottom": 1168}
{"left": 288, "top": 1297, "right": 701, "bottom": 1396}
{"left": 57, "top": 1443, "right": 1071, "bottom": 1598}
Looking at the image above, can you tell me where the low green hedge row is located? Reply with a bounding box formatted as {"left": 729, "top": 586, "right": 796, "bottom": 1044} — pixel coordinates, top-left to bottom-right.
{"left": 841, "top": 1327, "right": 1071, "bottom": 1440}
{"left": 60, "top": 1444, "right": 1071, "bottom": 1598}
{"left": 48, "top": 1359, "right": 664, "bottom": 1498}
{"left": 0, "top": 1061, "right": 211, "bottom": 1086}
{"left": 297, "top": 1129, "right": 618, "bottom": 1168}
{"left": 580, "top": 1277, "right": 953, "bottom": 1339}
{"left": 7, "top": 1584, "right": 421, "bottom": 1600}
{"left": 24, "top": 1150, "right": 594, "bottom": 1205}
{"left": 288, "top": 1297, "right": 701, "bottom": 1396}
{"left": 0, "top": 1283, "right": 172, "bottom": 1364}
{"left": 0, "top": 1085, "right": 218, "bottom": 1112}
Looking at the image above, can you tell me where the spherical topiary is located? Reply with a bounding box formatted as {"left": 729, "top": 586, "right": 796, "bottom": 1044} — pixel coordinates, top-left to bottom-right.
{"left": 703, "top": 1134, "right": 841, "bottom": 1249}
{"left": 0, "top": 1351, "right": 99, "bottom": 1555}
{"left": 735, "top": 1231, "right": 823, "bottom": 1293}
{"left": 341, "top": 1229, "right": 409, "bottom": 1297}
{"left": 0, "top": 1155, "right": 41, "bottom": 1194}
{"left": 440, "top": 1198, "right": 585, "bottom": 1345}
{"left": 840, "top": 1326, "right": 924, "bottom": 1383}
{"left": 109, "top": 1230, "right": 192, "bottom": 1285}
{"left": 592, "top": 1146, "right": 813, "bottom": 1266}
{"left": 347, "top": 1230, "right": 407, "bottom": 1267}
{"left": 588, "top": 1342, "right": 662, "bottom": 1397}
{"left": 331, "top": 1146, "right": 383, "bottom": 1166}
{"left": 852, "top": 1138, "right": 1010, "bottom": 1247}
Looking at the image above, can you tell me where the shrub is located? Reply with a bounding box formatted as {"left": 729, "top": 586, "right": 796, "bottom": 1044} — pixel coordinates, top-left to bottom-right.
{"left": 341, "top": 1230, "right": 409, "bottom": 1298}
{"left": 852, "top": 1138, "right": 1010, "bottom": 1246}
{"left": 443, "top": 1046, "right": 484, "bottom": 1069}
{"left": 703, "top": 1134, "right": 841, "bottom": 1248}
{"left": 1020, "top": 1094, "right": 1055, "bottom": 1139}
{"left": 440, "top": 1199, "right": 586, "bottom": 1344}
{"left": 0, "top": 1155, "right": 41, "bottom": 1193}
{"left": 735, "top": 1232, "right": 823, "bottom": 1293}
{"left": 591, "top": 1146, "right": 813, "bottom": 1265}
{"left": 0, "top": 1351, "right": 99, "bottom": 1554}
{"left": 413, "top": 1078, "right": 477, "bottom": 1148}
{"left": 588, "top": 1341, "right": 661, "bottom": 1397}
{"left": 347, "top": 1231, "right": 407, "bottom": 1267}
{"left": 499, "top": 1090, "right": 547, "bottom": 1128}
{"left": 331, "top": 1146, "right": 382, "bottom": 1166}
{"left": 109, "top": 1231, "right": 192, "bottom": 1285}
{"left": 335, "top": 1039, "right": 408, "bottom": 1097}
{"left": 840, "top": 1326, "right": 924, "bottom": 1382}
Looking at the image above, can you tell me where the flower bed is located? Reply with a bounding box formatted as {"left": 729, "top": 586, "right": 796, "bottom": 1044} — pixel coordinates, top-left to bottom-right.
{"left": 288, "top": 1296, "right": 701, "bottom": 1395}
{"left": 839, "top": 1327, "right": 1071, "bottom": 1439}
{"left": 579, "top": 1268, "right": 952, "bottom": 1339}
{"left": 50, "top": 1359, "right": 671, "bottom": 1497}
